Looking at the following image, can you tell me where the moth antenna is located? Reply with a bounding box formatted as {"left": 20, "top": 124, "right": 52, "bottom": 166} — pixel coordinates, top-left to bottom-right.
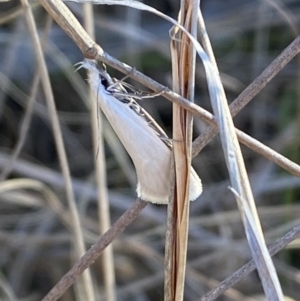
{"left": 74, "top": 62, "right": 84, "bottom": 72}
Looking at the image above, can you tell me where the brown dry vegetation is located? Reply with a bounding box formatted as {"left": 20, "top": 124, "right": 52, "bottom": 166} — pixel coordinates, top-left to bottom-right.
{"left": 0, "top": 1, "right": 300, "bottom": 301}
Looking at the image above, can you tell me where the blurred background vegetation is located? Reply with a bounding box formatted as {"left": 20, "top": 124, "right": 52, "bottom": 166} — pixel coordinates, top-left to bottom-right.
{"left": 0, "top": 0, "right": 300, "bottom": 300}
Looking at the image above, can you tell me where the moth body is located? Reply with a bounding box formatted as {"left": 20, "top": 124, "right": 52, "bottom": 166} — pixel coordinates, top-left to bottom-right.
{"left": 82, "top": 60, "right": 202, "bottom": 204}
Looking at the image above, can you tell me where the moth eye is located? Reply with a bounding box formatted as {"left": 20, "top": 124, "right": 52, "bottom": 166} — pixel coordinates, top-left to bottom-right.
{"left": 100, "top": 75, "right": 109, "bottom": 89}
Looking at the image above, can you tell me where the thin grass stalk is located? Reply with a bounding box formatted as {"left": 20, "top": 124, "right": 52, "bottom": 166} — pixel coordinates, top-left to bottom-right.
{"left": 164, "top": 156, "right": 176, "bottom": 301}
{"left": 197, "top": 6, "right": 284, "bottom": 301}
{"left": 0, "top": 15, "right": 52, "bottom": 181}
{"left": 93, "top": 83, "right": 117, "bottom": 300}
{"left": 165, "top": 9, "right": 182, "bottom": 301}
{"left": 175, "top": 3, "right": 197, "bottom": 299}
{"left": 0, "top": 2, "right": 39, "bottom": 25}
{"left": 0, "top": 270, "right": 16, "bottom": 301}
{"left": 165, "top": 1, "right": 199, "bottom": 300}
{"left": 82, "top": 3, "right": 116, "bottom": 301}
{"left": 264, "top": 0, "right": 298, "bottom": 35}
{"left": 251, "top": 2, "right": 269, "bottom": 139}
{"left": 20, "top": 1, "right": 94, "bottom": 300}
{"left": 0, "top": 21, "right": 22, "bottom": 118}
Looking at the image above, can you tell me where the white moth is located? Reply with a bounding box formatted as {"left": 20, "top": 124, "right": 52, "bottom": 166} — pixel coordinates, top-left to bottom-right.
{"left": 79, "top": 59, "right": 202, "bottom": 204}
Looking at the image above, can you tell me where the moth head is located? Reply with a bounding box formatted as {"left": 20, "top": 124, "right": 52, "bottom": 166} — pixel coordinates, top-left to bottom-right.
{"left": 98, "top": 69, "right": 111, "bottom": 90}
{"left": 78, "top": 59, "right": 113, "bottom": 92}
{"left": 93, "top": 61, "right": 113, "bottom": 90}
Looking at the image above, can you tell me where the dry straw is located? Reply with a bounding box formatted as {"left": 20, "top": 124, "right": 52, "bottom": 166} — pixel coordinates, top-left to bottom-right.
{"left": 10, "top": 0, "right": 300, "bottom": 301}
